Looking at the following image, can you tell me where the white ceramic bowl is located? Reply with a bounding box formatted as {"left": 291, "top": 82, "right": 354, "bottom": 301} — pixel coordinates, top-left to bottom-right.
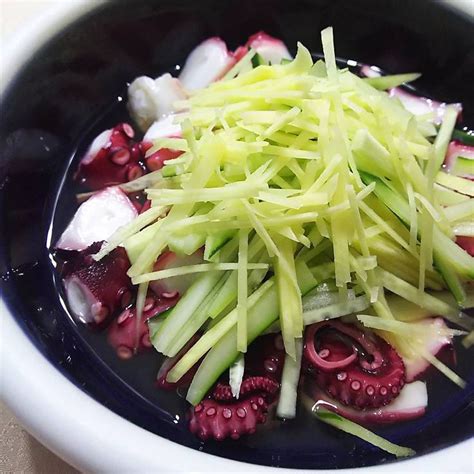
{"left": 1, "top": 2, "right": 473, "bottom": 472}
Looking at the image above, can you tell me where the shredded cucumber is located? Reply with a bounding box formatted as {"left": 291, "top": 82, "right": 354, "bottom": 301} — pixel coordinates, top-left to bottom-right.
{"left": 363, "top": 72, "right": 421, "bottom": 90}
{"left": 276, "top": 338, "right": 303, "bottom": 419}
{"left": 312, "top": 408, "right": 415, "bottom": 458}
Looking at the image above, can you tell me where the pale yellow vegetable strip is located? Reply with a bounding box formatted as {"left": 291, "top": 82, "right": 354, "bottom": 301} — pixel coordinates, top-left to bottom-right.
{"left": 436, "top": 172, "right": 474, "bottom": 197}
{"left": 146, "top": 138, "right": 189, "bottom": 155}
{"left": 321, "top": 27, "right": 337, "bottom": 81}
{"left": 118, "top": 170, "right": 164, "bottom": 192}
{"left": 264, "top": 144, "right": 320, "bottom": 160}
{"left": 132, "top": 262, "right": 268, "bottom": 284}
{"left": 357, "top": 314, "right": 463, "bottom": 338}
{"left": 223, "top": 48, "right": 257, "bottom": 80}
{"left": 263, "top": 106, "right": 301, "bottom": 137}
{"left": 134, "top": 282, "right": 149, "bottom": 350}
{"left": 380, "top": 270, "right": 460, "bottom": 320}
{"left": 347, "top": 185, "right": 370, "bottom": 257}
{"left": 418, "top": 347, "right": 466, "bottom": 388}
{"left": 330, "top": 171, "right": 351, "bottom": 288}
{"left": 242, "top": 200, "right": 279, "bottom": 258}
{"left": 462, "top": 331, "right": 474, "bottom": 349}
{"left": 443, "top": 200, "right": 474, "bottom": 223}
{"left": 275, "top": 253, "right": 295, "bottom": 358}
{"left": 146, "top": 181, "right": 266, "bottom": 205}
{"left": 453, "top": 222, "right": 474, "bottom": 236}
{"left": 93, "top": 205, "right": 168, "bottom": 261}
{"left": 355, "top": 181, "right": 376, "bottom": 202}
{"left": 306, "top": 155, "right": 343, "bottom": 193}
{"left": 414, "top": 193, "right": 442, "bottom": 222}
{"left": 359, "top": 201, "right": 410, "bottom": 251}
{"left": 406, "top": 182, "right": 418, "bottom": 254}
{"left": 237, "top": 229, "right": 249, "bottom": 352}
{"left": 418, "top": 208, "right": 433, "bottom": 296}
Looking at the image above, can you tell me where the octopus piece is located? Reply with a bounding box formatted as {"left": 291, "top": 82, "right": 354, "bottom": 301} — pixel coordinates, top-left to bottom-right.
{"left": 189, "top": 375, "right": 279, "bottom": 441}
{"left": 211, "top": 376, "right": 279, "bottom": 401}
{"left": 60, "top": 243, "right": 132, "bottom": 325}
{"left": 444, "top": 141, "right": 474, "bottom": 179}
{"left": 108, "top": 293, "right": 178, "bottom": 360}
{"left": 245, "top": 31, "right": 292, "bottom": 64}
{"left": 304, "top": 320, "right": 405, "bottom": 409}
{"left": 456, "top": 236, "right": 474, "bottom": 256}
{"left": 75, "top": 123, "right": 145, "bottom": 190}
{"left": 140, "top": 141, "right": 183, "bottom": 173}
{"left": 143, "top": 115, "right": 183, "bottom": 142}
{"left": 389, "top": 88, "right": 462, "bottom": 125}
{"left": 189, "top": 395, "right": 268, "bottom": 441}
{"left": 128, "top": 74, "right": 187, "bottom": 131}
{"left": 309, "top": 380, "right": 428, "bottom": 425}
{"left": 244, "top": 333, "right": 286, "bottom": 380}
{"left": 179, "top": 37, "right": 235, "bottom": 90}
{"left": 56, "top": 187, "right": 137, "bottom": 251}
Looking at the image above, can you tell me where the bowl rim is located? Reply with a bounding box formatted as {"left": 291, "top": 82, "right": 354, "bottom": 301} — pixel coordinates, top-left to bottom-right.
{"left": 1, "top": 1, "right": 473, "bottom": 472}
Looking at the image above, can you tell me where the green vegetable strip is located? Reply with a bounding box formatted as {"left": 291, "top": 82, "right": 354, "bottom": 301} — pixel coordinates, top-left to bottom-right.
{"left": 427, "top": 106, "right": 459, "bottom": 181}
{"left": 134, "top": 282, "right": 149, "bottom": 350}
{"left": 132, "top": 262, "right": 267, "bottom": 285}
{"left": 313, "top": 409, "right": 415, "bottom": 458}
{"left": 462, "top": 331, "right": 474, "bottom": 349}
{"left": 237, "top": 229, "right": 249, "bottom": 352}
{"left": 276, "top": 338, "right": 303, "bottom": 419}
{"left": 165, "top": 274, "right": 228, "bottom": 357}
{"left": 167, "top": 280, "right": 274, "bottom": 383}
{"left": 363, "top": 72, "right": 421, "bottom": 90}
{"left": 186, "top": 282, "right": 279, "bottom": 404}
{"left": 381, "top": 270, "right": 473, "bottom": 329}
{"left": 321, "top": 27, "right": 337, "bottom": 81}
{"left": 93, "top": 205, "right": 168, "bottom": 261}
{"left": 303, "top": 295, "right": 369, "bottom": 326}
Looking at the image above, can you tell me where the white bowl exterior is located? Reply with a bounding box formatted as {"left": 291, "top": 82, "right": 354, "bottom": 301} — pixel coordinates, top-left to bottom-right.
{"left": 0, "top": 1, "right": 473, "bottom": 472}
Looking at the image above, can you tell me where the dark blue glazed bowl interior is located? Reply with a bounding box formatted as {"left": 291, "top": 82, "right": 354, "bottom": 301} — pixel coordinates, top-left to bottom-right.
{"left": 1, "top": 0, "right": 473, "bottom": 469}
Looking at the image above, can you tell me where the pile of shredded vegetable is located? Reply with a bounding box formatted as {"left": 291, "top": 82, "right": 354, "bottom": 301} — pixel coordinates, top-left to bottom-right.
{"left": 94, "top": 27, "right": 474, "bottom": 416}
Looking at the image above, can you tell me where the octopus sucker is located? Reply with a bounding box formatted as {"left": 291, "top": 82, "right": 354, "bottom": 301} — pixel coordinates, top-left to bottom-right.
{"left": 304, "top": 320, "right": 406, "bottom": 409}
{"left": 188, "top": 375, "right": 278, "bottom": 441}
{"left": 75, "top": 123, "right": 145, "bottom": 190}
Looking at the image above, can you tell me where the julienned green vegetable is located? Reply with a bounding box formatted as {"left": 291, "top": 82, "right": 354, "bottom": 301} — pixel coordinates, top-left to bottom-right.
{"left": 94, "top": 27, "right": 472, "bottom": 420}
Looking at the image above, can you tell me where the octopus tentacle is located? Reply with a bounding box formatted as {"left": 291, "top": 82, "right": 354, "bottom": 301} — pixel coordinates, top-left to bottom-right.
{"left": 212, "top": 376, "right": 280, "bottom": 402}
{"left": 108, "top": 293, "right": 178, "bottom": 360}
{"left": 304, "top": 321, "right": 405, "bottom": 409}
{"left": 189, "top": 395, "right": 268, "bottom": 441}
{"left": 187, "top": 335, "right": 285, "bottom": 441}
{"left": 60, "top": 243, "right": 132, "bottom": 325}
{"left": 75, "top": 123, "right": 145, "bottom": 190}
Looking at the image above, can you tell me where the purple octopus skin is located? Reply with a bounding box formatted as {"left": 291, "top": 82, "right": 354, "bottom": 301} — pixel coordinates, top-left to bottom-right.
{"left": 304, "top": 320, "right": 406, "bottom": 409}
{"left": 187, "top": 335, "right": 285, "bottom": 442}
{"left": 108, "top": 293, "right": 178, "bottom": 360}
{"left": 189, "top": 375, "right": 279, "bottom": 441}
{"left": 212, "top": 376, "right": 280, "bottom": 401}
{"left": 59, "top": 242, "right": 132, "bottom": 325}
{"left": 309, "top": 381, "right": 427, "bottom": 425}
{"left": 75, "top": 123, "right": 146, "bottom": 190}
{"left": 189, "top": 395, "right": 269, "bottom": 441}
{"left": 244, "top": 333, "right": 286, "bottom": 380}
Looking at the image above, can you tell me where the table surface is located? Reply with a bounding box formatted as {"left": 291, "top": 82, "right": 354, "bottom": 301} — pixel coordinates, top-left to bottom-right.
{"left": 1, "top": 1, "right": 473, "bottom": 473}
